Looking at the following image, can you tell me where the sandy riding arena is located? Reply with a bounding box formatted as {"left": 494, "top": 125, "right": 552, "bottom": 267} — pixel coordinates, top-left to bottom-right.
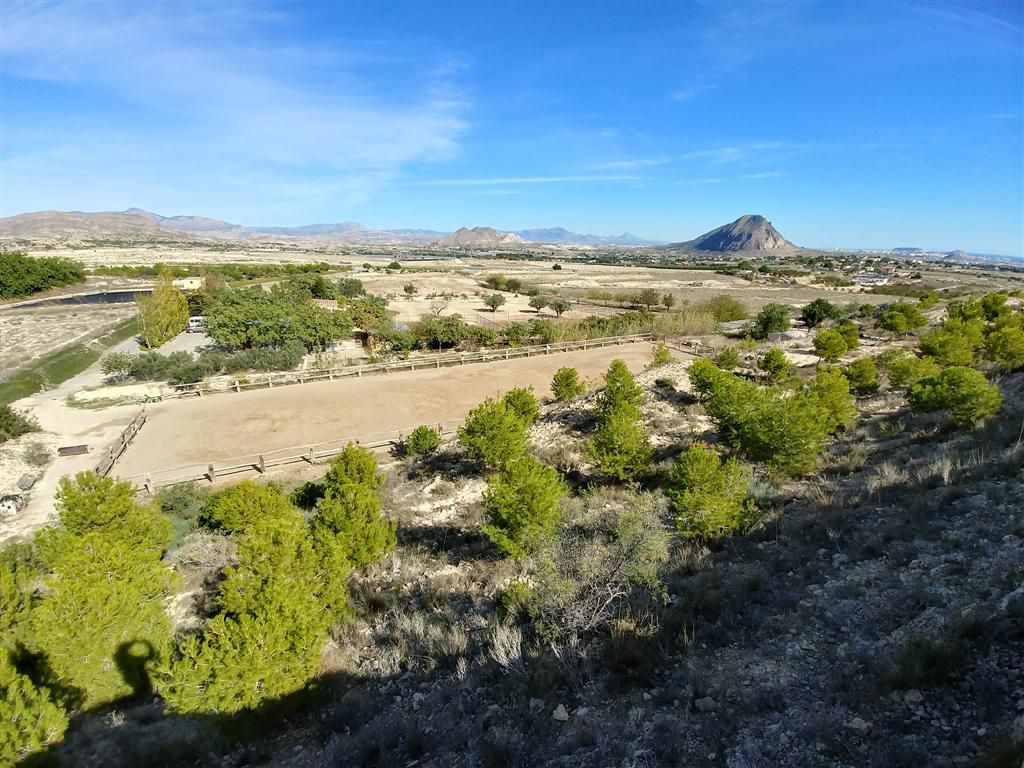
{"left": 114, "top": 342, "right": 657, "bottom": 479}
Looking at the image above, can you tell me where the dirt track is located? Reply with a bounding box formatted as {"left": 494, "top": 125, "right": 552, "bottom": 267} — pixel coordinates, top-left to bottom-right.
{"left": 114, "top": 342, "right": 656, "bottom": 477}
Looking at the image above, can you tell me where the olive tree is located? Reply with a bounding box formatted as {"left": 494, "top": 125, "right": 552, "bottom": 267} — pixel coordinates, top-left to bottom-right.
{"left": 483, "top": 293, "right": 506, "bottom": 312}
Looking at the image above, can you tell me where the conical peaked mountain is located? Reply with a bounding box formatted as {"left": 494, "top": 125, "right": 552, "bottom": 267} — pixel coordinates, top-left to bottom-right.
{"left": 672, "top": 214, "right": 792, "bottom": 253}
{"left": 437, "top": 227, "right": 525, "bottom": 247}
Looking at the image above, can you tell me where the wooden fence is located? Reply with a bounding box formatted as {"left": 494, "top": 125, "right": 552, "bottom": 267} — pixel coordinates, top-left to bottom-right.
{"left": 166, "top": 333, "right": 654, "bottom": 399}
{"left": 95, "top": 409, "right": 147, "bottom": 477}
{"left": 121, "top": 419, "right": 466, "bottom": 493}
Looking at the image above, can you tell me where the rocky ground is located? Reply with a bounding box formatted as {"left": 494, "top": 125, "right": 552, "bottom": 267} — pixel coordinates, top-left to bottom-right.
{"left": 47, "top": 355, "right": 1024, "bottom": 768}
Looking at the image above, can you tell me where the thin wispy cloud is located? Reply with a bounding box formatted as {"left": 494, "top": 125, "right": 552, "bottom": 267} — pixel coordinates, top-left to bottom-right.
{"left": 746, "top": 171, "right": 784, "bottom": 179}
{"left": 682, "top": 142, "right": 793, "bottom": 164}
{"left": 412, "top": 175, "right": 640, "bottom": 186}
{"left": 588, "top": 157, "right": 670, "bottom": 171}
{"left": 0, "top": 1, "right": 469, "bottom": 212}
{"left": 673, "top": 178, "right": 723, "bottom": 186}
{"left": 670, "top": 83, "right": 717, "bottom": 102}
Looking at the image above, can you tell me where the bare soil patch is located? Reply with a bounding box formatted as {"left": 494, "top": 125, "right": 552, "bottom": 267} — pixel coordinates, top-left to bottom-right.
{"left": 114, "top": 342, "right": 656, "bottom": 478}
{"left": 0, "top": 304, "right": 136, "bottom": 379}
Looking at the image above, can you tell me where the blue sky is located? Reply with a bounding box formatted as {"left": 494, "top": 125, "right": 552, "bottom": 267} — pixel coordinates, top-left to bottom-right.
{"left": 1, "top": 1, "right": 1022, "bottom": 255}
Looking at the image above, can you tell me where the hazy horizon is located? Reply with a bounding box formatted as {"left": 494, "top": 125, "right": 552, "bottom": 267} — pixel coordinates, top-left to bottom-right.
{"left": 1, "top": 1, "right": 1022, "bottom": 256}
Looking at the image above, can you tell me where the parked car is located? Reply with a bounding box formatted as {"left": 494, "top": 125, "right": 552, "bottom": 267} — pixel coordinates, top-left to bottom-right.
{"left": 187, "top": 315, "right": 206, "bottom": 333}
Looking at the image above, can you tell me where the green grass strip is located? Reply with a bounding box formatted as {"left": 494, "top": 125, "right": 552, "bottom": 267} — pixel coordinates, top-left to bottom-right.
{"left": 0, "top": 318, "right": 139, "bottom": 406}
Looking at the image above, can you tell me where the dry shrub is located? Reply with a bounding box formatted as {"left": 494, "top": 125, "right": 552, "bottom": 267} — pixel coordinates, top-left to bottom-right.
{"left": 488, "top": 621, "right": 525, "bottom": 674}
{"left": 867, "top": 462, "right": 910, "bottom": 497}
{"left": 531, "top": 491, "right": 669, "bottom": 642}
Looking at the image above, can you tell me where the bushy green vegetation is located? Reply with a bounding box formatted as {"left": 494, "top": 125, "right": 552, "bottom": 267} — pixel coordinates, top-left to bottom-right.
{"left": 985, "top": 318, "right": 1024, "bottom": 371}
{"left": 750, "top": 303, "right": 791, "bottom": 338}
{"left": 167, "top": 447, "right": 392, "bottom": 717}
{"left": 908, "top": 367, "right": 1002, "bottom": 426}
{"left": 136, "top": 273, "right": 189, "bottom": 348}
{"left": 800, "top": 298, "right": 841, "bottom": 328}
{"left": 503, "top": 387, "right": 540, "bottom": 426}
{"left": 482, "top": 455, "right": 566, "bottom": 558}
{"left": 813, "top": 328, "right": 848, "bottom": 362}
{"left": 105, "top": 340, "right": 307, "bottom": 385}
{"left": 669, "top": 444, "right": 753, "bottom": 539}
{"left": 713, "top": 346, "right": 740, "bottom": 370}
{"left": 483, "top": 293, "right": 506, "bottom": 312}
{"left": 29, "top": 474, "right": 176, "bottom": 707}
{"left": 587, "top": 360, "right": 653, "bottom": 480}
{"left": 0, "top": 251, "right": 85, "bottom": 298}
{"left": 835, "top": 320, "right": 861, "bottom": 350}
{"left": 201, "top": 481, "right": 296, "bottom": 533}
{"left": 0, "top": 405, "right": 38, "bottom": 445}
{"left": 877, "top": 302, "right": 927, "bottom": 335}
{"left": 879, "top": 352, "right": 941, "bottom": 389}
{"left": 918, "top": 318, "right": 985, "bottom": 366}
{"left": 551, "top": 366, "right": 586, "bottom": 401}
{"left": 0, "top": 652, "right": 69, "bottom": 762}
{"left": 695, "top": 361, "right": 854, "bottom": 475}
{"left": 313, "top": 444, "right": 395, "bottom": 571}
{"left": 164, "top": 514, "right": 332, "bottom": 716}
{"left": 844, "top": 357, "right": 880, "bottom": 395}
{"left": 757, "top": 347, "right": 791, "bottom": 381}
{"left": 696, "top": 295, "right": 749, "bottom": 322}
{"left": 405, "top": 425, "right": 442, "bottom": 456}
{"left": 205, "top": 286, "right": 357, "bottom": 351}
{"left": 651, "top": 343, "right": 674, "bottom": 367}
{"left": 458, "top": 398, "right": 528, "bottom": 470}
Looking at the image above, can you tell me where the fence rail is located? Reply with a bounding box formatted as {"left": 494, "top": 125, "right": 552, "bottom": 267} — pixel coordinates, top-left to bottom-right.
{"left": 121, "top": 419, "right": 466, "bottom": 493}
{"left": 165, "top": 333, "right": 655, "bottom": 400}
{"left": 95, "top": 409, "right": 147, "bottom": 477}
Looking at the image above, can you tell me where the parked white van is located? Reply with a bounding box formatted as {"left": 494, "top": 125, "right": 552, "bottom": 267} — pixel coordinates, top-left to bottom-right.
{"left": 187, "top": 316, "right": 206, "bottom": 333}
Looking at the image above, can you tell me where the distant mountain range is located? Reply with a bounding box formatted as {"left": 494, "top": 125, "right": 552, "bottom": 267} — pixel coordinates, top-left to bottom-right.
{"left": 0, "top": 209, "right": 662, "bottom": 247}
{"left": 4, "top": 209, "right": 1014, "bottom": 262}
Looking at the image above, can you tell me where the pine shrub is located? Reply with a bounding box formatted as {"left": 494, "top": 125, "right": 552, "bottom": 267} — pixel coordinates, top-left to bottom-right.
{"left": 458, "top": 398, "right": 528, "bottom": 470}
{"left": 909, "top": 367, "right": 1002, "bottom": 426}
{"left": 551, "top": 367, "right": 585, "bottom": 401}
{"left": 200, "top": 481, "right": 296, "bottom": 533}
{"left": 669, "top": 444, "right": 753, "bottom": 539}
{"left": 405, "top": 425, "right": 442, "bottom": 457}
{"left": 29, "top": 474, "right": 175, "bottom": 707}
{"left": 502, "top": 387, "right": 540, "bottom": 426}
{"left": 482, "top": 455, "right": 566, "bottom": 558}
{"left": 0, "top": 652, "right": 68, "bottom": 762}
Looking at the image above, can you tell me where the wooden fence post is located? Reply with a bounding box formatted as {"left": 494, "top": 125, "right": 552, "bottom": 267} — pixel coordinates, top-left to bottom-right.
{"left": 258, "top": 454, "right": 266, "bottom": 473}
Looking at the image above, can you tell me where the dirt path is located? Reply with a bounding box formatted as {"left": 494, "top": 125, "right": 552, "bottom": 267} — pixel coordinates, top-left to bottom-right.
{"left": 114, "top": 342, "right": 656, "bottom": 478}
